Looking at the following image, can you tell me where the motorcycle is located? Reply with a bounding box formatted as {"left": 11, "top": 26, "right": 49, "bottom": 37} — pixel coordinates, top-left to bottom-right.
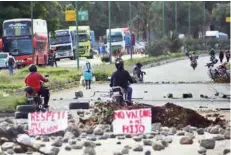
{"left": 210, "top": 55, "right": 216, "bottom": 62}
{"left": 190, "top": 60, "right": 197, "bottom": 70}
{"left": 205, "top": 63, "right": 230, "bottom": 81}
{"left": 189, "top": 55, "right": 198, "bottom": 70}
{"left": 108, "top": 77, "right": 132, "bottom": 105}
{"left": 24, "top": 75, "right": 49, "bottom": 112}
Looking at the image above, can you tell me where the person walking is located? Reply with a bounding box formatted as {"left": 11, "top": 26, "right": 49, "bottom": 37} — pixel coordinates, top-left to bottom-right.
{"left": 5, "top": 54, "right": 16, "bottom": 75}
{"left": 219, "top": 50, "right": 224, "bottom": 63}
{"left": 225, "top": 50, "right": 230, "bottom": 62}
{"left": 81, "top": 61, "right": 94, "bottom": 89}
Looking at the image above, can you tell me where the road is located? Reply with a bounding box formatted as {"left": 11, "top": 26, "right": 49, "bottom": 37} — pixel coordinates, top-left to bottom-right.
{"left": 143, "top": 55, "right": 216, "bottom": 82}
{"left": 57, "top": 54, "right": 146, "bottom": 68}
{"left": 50, "top": 56, "right": 230, "bottom": 110}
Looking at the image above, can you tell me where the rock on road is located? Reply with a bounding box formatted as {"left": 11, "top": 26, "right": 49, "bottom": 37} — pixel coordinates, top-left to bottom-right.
{"left": 50, "top": 56, "right": 230, "bottom": 110}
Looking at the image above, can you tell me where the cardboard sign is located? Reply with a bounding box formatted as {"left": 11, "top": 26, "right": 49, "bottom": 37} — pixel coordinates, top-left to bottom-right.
{"left": 28, "top": 111, "right": 68, "bottom": 136}
{"left": 113, "top": 108, "right": 152, "bottom": 135}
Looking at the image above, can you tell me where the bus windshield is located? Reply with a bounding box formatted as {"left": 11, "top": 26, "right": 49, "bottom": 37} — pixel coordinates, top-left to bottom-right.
{"left": 3, "top": 21, "right": 32, "bottom": 36}
{"left": 108, "top": 32, "right": 123, "bottom": 42}
{"left": 51, "top": 31, "right": 71, "bottom": 45}
{"left": 78, "top": 34, "right": 88, "bottom": 42}
{"left": 3, "top": 38, "right": 33, "bottom": 56}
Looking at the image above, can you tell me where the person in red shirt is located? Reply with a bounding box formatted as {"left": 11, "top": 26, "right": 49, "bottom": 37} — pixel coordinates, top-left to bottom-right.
{"left": 24, "top": 64, "right": 50, "bottom": 108}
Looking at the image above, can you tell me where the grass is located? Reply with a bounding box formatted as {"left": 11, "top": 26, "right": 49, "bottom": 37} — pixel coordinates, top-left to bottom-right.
{"left": 0, "top": 96, "right": 26, "bottom": 112}
{"left": 0, "top": 52, "right": 186, "bottom": 112}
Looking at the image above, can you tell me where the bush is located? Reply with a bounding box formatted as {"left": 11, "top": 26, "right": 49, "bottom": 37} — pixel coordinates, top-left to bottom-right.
{"left": 147, "top": 31, "right": 182, "bottom": 56}
{"left": 183, "top": 38, "right": 230, "bottom": 51}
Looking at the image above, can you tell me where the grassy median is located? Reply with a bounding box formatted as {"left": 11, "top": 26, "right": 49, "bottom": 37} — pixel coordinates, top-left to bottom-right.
{"left": 0, "top": 52, "right": 185, "bottom": 112}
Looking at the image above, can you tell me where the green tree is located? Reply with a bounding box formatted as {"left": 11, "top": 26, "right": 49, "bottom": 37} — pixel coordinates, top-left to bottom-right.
{"left": 212, "top": 3, "right": 230, "bottom": 37}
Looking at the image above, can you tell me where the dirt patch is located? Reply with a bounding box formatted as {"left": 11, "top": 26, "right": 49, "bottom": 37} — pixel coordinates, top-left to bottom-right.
{"left": 82, "top": 102, "right": 215, "bottom": 128}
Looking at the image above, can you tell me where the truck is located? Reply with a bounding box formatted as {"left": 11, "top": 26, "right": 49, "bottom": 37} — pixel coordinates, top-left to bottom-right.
{"left": 0, "top": 18, "right": 49, "bottom": 67}
{"left": 106, "top": 27, "right": 130, "bottom": 55}
{"left": 50, "top": 29, "right": 76, "bottom": 60}
{"left": 69, "top": 26, "right": 93, "bottom": 59}
{"left": 205, "top": 31, "right": 229, "bottom": 40}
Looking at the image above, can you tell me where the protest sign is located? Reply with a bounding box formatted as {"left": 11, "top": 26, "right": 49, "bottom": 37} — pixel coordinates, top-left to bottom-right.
{"left": 28, "top": 111, "right": 68, "bottom": 136}
{"left": 113, "top": 108, "right": 152, "bottom": 135}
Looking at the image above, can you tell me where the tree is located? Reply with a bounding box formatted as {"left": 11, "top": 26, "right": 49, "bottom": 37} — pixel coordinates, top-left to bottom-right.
{"left": 212, "top": 3, "right": 230, "bottom": 37}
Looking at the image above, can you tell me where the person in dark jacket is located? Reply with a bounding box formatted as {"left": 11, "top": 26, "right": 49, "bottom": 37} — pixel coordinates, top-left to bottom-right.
{"left": 110, "top": 58, "right": 133, "bottom": 102}
{"left": 226, "top": 50, "right": 230, "bottom": 62}
{"left": 219, "top": 51, "right": 224, "bottom": 63}
{"left": 133, "top": 63, "right": 146, "bottom": 82}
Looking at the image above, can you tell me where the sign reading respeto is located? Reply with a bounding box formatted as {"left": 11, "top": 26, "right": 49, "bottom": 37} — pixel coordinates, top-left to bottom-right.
{"left": 28, "top": 111, "right": 68, "bottom": 136}
{"left": 113, "top": 108, "right": 152, "bottom": 135}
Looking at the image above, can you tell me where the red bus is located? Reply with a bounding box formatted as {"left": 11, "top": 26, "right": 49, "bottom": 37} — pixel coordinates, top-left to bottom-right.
{"left": 0, "top": 18, "right": 49, "bottom": 67}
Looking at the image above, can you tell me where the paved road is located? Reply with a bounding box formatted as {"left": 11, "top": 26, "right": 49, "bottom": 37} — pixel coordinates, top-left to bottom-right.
{"left": 50, "top": 56, "right": 230, "bottom": 110}
{"left": 57, "top": 54, "right": 146, "bottom": 68}
{"left": 143, "top": 56, "right": 219, "bottom": 82}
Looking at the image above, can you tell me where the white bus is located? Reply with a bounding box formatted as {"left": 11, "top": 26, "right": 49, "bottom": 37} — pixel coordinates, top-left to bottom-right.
{"left": 50, "top": 29, "right": 76, "bottom": 60}
{"left": 205, "top": 31, "right": 228, "bottom": 40}
{"left": 106, "top": 27, "right": 130, "bottom": 54}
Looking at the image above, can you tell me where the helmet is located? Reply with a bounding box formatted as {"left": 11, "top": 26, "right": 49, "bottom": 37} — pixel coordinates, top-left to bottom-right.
{"left": 136, "top": 63, "right": 143, "bottom": 68}
{"left": 115, "top": 58, "right": 124, "bottom": 70}
{"left": 29, "top": 64, "right": 37, "bottom": 72}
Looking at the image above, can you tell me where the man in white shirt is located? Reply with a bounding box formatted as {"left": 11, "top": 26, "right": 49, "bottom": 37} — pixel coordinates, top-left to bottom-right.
{"left": 5, "top": 54, "right": 16, "bottom": 75}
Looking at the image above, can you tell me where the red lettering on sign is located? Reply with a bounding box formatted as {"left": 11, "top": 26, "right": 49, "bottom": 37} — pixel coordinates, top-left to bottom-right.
{"left": 122, "top": 125, "right": 146, "bottom": 134}
{"left": 143, "top": 109, "right": 151, "bottom": 117}
{"left": 114, "top": 111, "right": 125, "bottom": 119}
{"left": 31, "top": 113, "right": 36, "bottom": 122}
{"left": 46, "top": 112, "right": 52, "bottom": 121}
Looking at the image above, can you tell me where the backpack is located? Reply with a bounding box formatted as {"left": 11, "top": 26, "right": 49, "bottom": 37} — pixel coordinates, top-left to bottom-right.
{"left": 8, "top": 57, "right": 15, "bottom": 66}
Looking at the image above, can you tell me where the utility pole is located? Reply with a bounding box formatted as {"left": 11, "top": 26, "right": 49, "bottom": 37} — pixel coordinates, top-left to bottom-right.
{"left": 175, "top": 1, "right": 178, "bottom": 32}
{"left": 30, "top": 1, "right": 34, "bottom": 63}
{"left": 162, "top": 2, "right": 165, "bottom": 37}
{"left": 75, "top": 1, "right": 79, "bottom": 69}
{"left": 203, "top": 1, "right": 206, "bottom": 38}
{"left": 129, "top": 1, "right": 132, "bottom": 60}
{"left": 188, "top": 2, "right": 191, "bottom": 36}
{"left": 108, "top": 1, "right": 112, "bottom": 63}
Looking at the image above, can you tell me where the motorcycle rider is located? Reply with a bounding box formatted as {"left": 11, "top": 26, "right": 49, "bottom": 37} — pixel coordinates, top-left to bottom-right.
{"left": 133, "top": 63, "right": 146, "bottom": 82}
{"left": 110, "top": 58, "right": 134, "bottom": 102}
{"left": 24, "top": 65, "right": 50, "bottom": 108}
{"left": 209, "top": 48, "right": 216, "bottom": 61}
{"left": 189, "top": 52, "right": 198, "bottom": 63}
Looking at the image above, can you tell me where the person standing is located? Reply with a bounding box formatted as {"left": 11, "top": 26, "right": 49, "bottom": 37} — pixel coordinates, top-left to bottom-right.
{"left": 225, "top": 50, "right": 230, "bottom": 62}
{"left": 219, "top": 50, "right": 224, "bottom": 63}
{"left": 49, "top": 49, "right": 57, "bottom": 67}
{"left": 5, "top": 54, "right": 16, "bottom": 75}
{"left": 130, "top": 33, "right": 135, "bottom": 55}
{"left": 124, "top": 32, "right": 131, "bottom": 54}
{"left": 81, "top": 61, "right": 94, "bottom": 89}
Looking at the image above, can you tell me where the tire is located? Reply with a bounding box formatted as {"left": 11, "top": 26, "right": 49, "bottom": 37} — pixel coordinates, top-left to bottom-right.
{"left": 69, "top": 102, "right": 90, "bottom": 110}
{"left": 16, "top": 105, "right": 36, "bottom": 113}
{"left": 56, "top": 58, "right": 60, "bottom": 61}
{"left": 14, "top": 111, "right": 29, "bottom": 119}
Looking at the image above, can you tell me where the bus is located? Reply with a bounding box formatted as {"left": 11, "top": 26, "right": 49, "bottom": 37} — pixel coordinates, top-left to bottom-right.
{"left": 205, "top": 31, "right": 229, "bottom": 40}
{"left": 50, "top": 29, "right": 76, "bottom": 60}
{"left": 106, "top": 27, "right": 130, "bottom": 54}
{"left": 0, "top": 18, "right": 48, "bottom": 67}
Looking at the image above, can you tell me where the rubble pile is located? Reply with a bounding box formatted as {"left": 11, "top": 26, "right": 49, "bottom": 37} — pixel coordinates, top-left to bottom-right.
{"left": 84, "top": 102, "right": 214, "bottom": 128}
